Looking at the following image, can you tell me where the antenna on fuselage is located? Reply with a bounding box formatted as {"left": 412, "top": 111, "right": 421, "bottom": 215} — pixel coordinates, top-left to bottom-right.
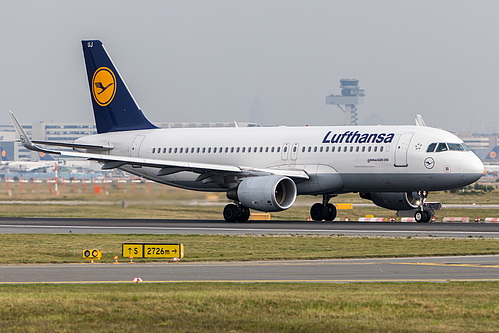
{"left": 415, "top": 114, "right": 427, "bottom": 127}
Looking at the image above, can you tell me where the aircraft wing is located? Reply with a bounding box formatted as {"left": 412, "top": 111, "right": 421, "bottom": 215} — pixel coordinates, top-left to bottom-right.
{"left": 8, "top": 111, "right": 309, "bottom": 180}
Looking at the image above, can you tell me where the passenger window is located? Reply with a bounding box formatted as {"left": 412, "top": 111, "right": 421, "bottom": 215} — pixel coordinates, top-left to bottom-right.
{"left": 202, "top": 147, "right": 205, "bottom": 153}
{"left": 208, "top": 147, "right": 211, "bottom": 153}
{"left": 320, "top": 147, "right": 323, "bottom": 152}
{"left": 179, "top": 148, "right": 183, "bottom": 153}
{"left": 326, "top": 146, "right": 329, "bottom": 152}
{"left": 362, "top": 146, "right": 365, "bottom": 152}
{"left": 308, "top": 146, "right": 312, "bottom": 153}
{"left": 380, "top": 146, "right": 384, "bottom": 152}
{"left": 191, "top": 148, "right": 194, "bottom": 153}
{"left": 225, "top": 147, "right": 229, "bottom": 153}
{"left": 231, "top": 147, "right": 235, "bottom": 153}
{"left": 214, "top": 147, "right": 217, "bottom": 153}
{"left": 163, "top": 148, "right": 166, "bottom": 153}
{"left": 427, "top": 143, "right": 437, "bottom": 152}
{"left": 265, "top": 147, "right": 269, "bottom": 153}
{"left": 436, "top": 143, "right": 448, "bottom": 152}
{"left": 248, "top": 147, "right": 252, "bottom": 153}
{"left": 283, "top": 146, "right": 287, "bottom": 152}
{"left": 174, "top": 148, "right": 178, "bottom": 153}
{"left": 344, "top": 146, "right": 347, "bottom": 152}
{"left": 169, "top": 148, "right": 172, "bottom": 154}
{"left": 277, "top": 147, "right": 281, "bottom": 153}
{"left": 374, "top": 146, "right": 377, "bottom": 152}
{"left": 242, "top": 147, "right": 246, "bottom": 153}
{"left": 314, "top": 147, "right": 318, "bottom": 153}
{"left": 332, "top": 146, "right": 335, "bottom": 152}
{"left": 368, "top": 146, "right": 371, "bottom": 152}
{"left": 237, "top": 147, "right": 240, "bottom": 153}
{"left": 356, "top": 146, "right": 359, "bottom": 152}
{"left": 338, "top": 146, "right": 341, "bottom": 152}
{"left": 302, "top": 147, "right": 305, "bottom": 152}
{"left": 349, "top": 146, "right": 353, "bottom": 152}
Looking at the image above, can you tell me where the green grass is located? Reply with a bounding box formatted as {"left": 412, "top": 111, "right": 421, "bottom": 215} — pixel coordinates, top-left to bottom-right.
{"left": 0, "top": 282, "right": 497, "bottom": 332}
{"left": 0, "top": 234, "right": 497, "bottom": 264}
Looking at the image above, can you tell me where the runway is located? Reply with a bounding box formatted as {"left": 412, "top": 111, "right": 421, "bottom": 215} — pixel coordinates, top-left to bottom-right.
{"left": 0, "top": 256, "right": 497, "bottom": 284}
{"left": 0, "top": 217, "right": 498, "bottom": 237}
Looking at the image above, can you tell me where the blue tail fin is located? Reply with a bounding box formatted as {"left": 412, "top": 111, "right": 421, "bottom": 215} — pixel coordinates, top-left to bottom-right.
{"left": 82, "top": 40, "right": 157, "bottom": 134}
{"left": 38, "top": 152, "right": 55, "bottom": 161}
{"left": 485, "top": 145, "right": 499, "bottom": 160}
{"left": 0, "top": 147, "right": 10, "bottom": 161}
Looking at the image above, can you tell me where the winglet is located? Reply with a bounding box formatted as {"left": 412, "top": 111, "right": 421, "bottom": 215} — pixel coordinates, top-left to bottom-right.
{"left": 8, "top": 111, "right": 53, "bottom": 153}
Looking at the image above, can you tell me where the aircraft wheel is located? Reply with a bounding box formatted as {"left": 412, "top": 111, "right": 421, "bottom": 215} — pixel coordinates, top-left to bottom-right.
{"left": 414, "top": 210, "right": 428, "bottom": 223}
{"left": 223, "top": 204, "right": 240, "bottom": 222}
{"left": 237, "top": 206, "right": 251, "bottom": 222}
{"left": 422, "top": 207, "right": 434, "bottom": 223}
{"left": 324, "top": 203, "right": 337, "bottom": 221}
{"left": 310, "top": 203, "right": 326, "bottom": 221}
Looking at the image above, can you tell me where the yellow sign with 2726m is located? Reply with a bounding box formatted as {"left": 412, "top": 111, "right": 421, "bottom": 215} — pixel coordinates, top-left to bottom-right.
{"left": 122, "top": 243, "right": 184, "bottom": 258}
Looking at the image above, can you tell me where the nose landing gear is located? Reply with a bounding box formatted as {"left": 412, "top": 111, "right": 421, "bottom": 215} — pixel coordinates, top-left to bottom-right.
{"left": 414, "top": 191, "right": 435, "bottom": 223}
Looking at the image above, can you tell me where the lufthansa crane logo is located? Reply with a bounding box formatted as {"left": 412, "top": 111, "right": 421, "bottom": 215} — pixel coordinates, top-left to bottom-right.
{"left": 424, "top": 157, "right": 435, "bottom": 169}
{"left": 92, "top": 67, "right": 116, "bottom": 106}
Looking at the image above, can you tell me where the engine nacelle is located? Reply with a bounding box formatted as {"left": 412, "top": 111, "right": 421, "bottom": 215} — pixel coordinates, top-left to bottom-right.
{"left": 360, "top": 192, "right": 420, "bottom": 210}
{"left": 227, "top": 175, "right": 297, "bottom": 212}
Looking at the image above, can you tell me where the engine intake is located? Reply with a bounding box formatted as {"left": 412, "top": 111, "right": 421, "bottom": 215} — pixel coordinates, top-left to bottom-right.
{"left": 360, "top": 192, "right": 420, "bottom": 210}
{"left": 227, "top": 175, "right": 297, "bottom": 212}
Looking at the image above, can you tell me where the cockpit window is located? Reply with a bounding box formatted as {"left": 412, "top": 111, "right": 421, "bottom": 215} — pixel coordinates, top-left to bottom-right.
{"left": 447, "top": 143, "right": 465, "bottom": 151}
{"left": 435, "top": 143, "right": 448, "bottom": 152}
{"left": 429, "top": 142, "right": 467, "bottom": 152}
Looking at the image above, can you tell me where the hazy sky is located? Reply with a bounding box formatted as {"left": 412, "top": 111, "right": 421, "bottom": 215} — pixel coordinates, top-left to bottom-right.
{"left": 1, "top": 1, "right": 499, "bottom": 133}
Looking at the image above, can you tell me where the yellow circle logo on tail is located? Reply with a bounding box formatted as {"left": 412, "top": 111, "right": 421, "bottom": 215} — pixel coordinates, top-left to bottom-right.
{"left": 92, "top": 67, "right": 117, "bottom": 106}
{"left": 490, "top": 151, "right": 497, "bottom": 159}
{"left": 1, "top": 150, "right": 5, "bottom": 158}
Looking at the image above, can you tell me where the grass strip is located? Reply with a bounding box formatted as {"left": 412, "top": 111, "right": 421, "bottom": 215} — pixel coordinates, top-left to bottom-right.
{"left": 0, "top": 234, "right": 497, "bottom": 264}
{"left": 0, "top": 282, "right": 497, "bottom": 332}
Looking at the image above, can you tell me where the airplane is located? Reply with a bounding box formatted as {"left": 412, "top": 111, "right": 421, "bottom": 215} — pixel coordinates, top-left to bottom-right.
{"left": 8, "top": 40, "right": 484, "bottom": 223}
{"left": 0, "top": 147, "right": 55, "bottom": 173}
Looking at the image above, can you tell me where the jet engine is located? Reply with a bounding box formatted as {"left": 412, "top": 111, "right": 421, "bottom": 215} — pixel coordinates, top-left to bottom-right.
{"left": 227, "top": 175, "right": 297, "bottom": 212}
{"left": 360, "top": 192, "right": 420, "bottom": 210}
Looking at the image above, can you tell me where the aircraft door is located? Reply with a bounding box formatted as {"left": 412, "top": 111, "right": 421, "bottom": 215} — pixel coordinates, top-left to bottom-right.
{"left": 394, "top": 133, "right": 413, "bottom": 167}
{"left": 281, "top": 143, "right": 290, "bottom": 160}
{"left": 291, "top": 143, "right": 299, "bottom": 160}
{"left": 130, "top": 135, "right": 145, "bottom": 157}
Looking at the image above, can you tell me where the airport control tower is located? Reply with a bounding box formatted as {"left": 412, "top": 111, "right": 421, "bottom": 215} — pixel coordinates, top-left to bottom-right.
{"left": 326, "top": 79, "right": 365, "bottom": 125}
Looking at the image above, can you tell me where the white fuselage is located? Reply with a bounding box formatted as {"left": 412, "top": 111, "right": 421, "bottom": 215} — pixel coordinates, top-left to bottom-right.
{"left": 76, "top": 124, "right": 484, "bottom": 195}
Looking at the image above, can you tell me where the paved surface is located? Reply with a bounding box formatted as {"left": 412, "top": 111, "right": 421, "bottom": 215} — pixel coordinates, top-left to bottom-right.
{"left": 0, "top": 256, "right": 497, "bottom": 284}
{"left": 0, "top": 217, "right": 498, "bottom": 237}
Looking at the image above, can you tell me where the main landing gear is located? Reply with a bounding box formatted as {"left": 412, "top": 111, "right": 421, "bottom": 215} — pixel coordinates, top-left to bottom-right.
{"left": 414, "top": 190, "right": 435, "bottom": 223}
{"left": 223, "top": 203, "right": 250, "bottom": 222}
{"left": 310, "top": 195, "right": 337, "bottom": 221}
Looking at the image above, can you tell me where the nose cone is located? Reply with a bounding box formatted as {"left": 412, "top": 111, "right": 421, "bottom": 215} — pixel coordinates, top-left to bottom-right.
{"left": 460, "top": 154, "right": 484, "bottom": 184}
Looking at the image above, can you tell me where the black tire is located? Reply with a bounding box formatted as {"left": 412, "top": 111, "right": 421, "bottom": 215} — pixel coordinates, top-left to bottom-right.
{"left": 414, "top": 210, "right": 428, "bottom": 223}
{"left": 237, "top": 206, "right": 251, "bottom": 222}
{"left": 310, "top": 203, "right": 326, "bottom": 221}
{"left": 324, "top": 203, "right": 337, "bottom": 221}
{"left": 223, "top": 204, "right": 239, "bottom": 222}
{"left": 422, "top": 207, "right": 434, "bottom": 223}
